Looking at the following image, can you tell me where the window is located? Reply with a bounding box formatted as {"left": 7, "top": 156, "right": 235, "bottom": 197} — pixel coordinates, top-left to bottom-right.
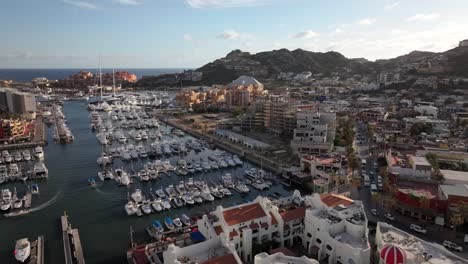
{"left": 307, "top": 233, "right": 312, "bottom": 238}
{"left": 316, "top": 238, "right": 322, "bottom": 244}
{"left": 326, "top": 245, "right": 333, "bottom": 251}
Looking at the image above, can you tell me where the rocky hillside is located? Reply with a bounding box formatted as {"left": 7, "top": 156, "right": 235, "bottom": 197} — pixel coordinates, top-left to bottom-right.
{"left": 136, "top": 40, "right": 468, "bottom": 87}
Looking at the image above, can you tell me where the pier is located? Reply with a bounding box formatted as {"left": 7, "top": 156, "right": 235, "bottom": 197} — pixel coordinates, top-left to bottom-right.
{"left": 61, "top": 213, "right": 86, "bottom": 264}
{"left": 26, "top": 236, "right": 45, "bottom": 264}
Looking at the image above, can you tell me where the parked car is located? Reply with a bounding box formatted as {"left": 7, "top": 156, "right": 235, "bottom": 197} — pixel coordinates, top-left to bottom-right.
{"left": 384, "top": 213, "right": 395, "bottom": 221}
{"left": 443, "top": 240, "right": 463, "bottom": 252}
{"left": 410, "top": 224, "right": 427, "bottom": 234}
{"left": 371, "top": 209, "right": 378, "bottom": 216}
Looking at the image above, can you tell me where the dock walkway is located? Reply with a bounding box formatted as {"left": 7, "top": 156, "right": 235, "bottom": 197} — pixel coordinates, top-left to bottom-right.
{"left": 27, "top": 236, "right": 44, "bottom": 264}
{"left": 61, "top": 213, "right": 85, "bottom": 264}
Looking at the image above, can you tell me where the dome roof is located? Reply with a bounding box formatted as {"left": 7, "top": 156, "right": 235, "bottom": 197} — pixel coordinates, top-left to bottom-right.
{"left": 380, "top": 244, "right": 406, "bottom": 264}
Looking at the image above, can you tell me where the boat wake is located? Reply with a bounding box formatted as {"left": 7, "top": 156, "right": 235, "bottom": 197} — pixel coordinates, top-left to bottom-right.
{"left": 30, "top": 191, "right": 62, "bottom": 213}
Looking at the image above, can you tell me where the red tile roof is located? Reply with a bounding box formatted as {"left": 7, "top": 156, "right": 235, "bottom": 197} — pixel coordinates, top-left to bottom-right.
{"left": 270, "top": 247, "right": 297, "bottom": 257}
{"left": 270, "top": 212, "right": 278, "bottom": 225}
{"left": 229, "top": 230, "right": 238, "bottom": 238}
{"left": 223, "top": 203, "right": 266, "bottom": 226}
{"left": 214, "top": 226, "right": 223, "bottom": 235}
{"left": 280, "top": 207, "right": 307, "bottom": 222}
{"left": 249, "top": 223, "right": 259, "bottom": 229}
{"left": 201, "top": 253, "right": 238, "bottom": 264}
{"left": 320, "top": 193, "right": 354, "bottom": 208}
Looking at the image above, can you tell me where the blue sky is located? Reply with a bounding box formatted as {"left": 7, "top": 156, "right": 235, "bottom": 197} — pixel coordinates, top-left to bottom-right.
{"left": 1, "top": 0, "right": 468, "bottom": 68}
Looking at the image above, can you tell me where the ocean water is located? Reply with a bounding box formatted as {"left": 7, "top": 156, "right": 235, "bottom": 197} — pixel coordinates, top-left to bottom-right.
{"left": 0, "top": 68, "right": 186, "bottom": 83}
{"left": 0, "top": 101, "right": 291, "bottom": 263}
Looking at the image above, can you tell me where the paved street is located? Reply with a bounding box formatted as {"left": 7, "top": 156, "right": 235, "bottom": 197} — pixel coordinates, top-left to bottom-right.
{"left": 353, "top": 121, "right": 468, "bottom": 259}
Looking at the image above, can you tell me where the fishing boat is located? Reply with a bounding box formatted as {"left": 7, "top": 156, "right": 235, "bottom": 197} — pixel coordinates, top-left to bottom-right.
{"left": 165, "top": 217, "right": 175, "bottom": 230}
{"left": 31, "top": 184, "right": 39, "bottom": 195}
{"left": 14, "top": 238, "right": 31, "bottom": 263}
{"left": 88, "top": 178, "right": 97, "bottom": 187}
{"left": 181, "top": 214, "right": 191, "bottom": 226}
{"left": 173, "top": 217, "right": 183, "bottom": 228}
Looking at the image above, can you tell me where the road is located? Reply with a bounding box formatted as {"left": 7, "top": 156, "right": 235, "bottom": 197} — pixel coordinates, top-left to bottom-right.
{"left": 354, "top": 121, "right": 468, "bottom": 259}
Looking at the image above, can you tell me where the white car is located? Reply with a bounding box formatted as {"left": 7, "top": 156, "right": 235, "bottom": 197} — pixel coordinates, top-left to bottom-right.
{"left": 384, "top": 213, "right": 395, "bottom": 221}
{"left": 410, "top": 224, "right": 427, "bottom": 234}
{"left": 443, "top": 240, "right": 463, "bottom": 252}
{"left": 371, "top": 209, "right": 378, "bottom": 216}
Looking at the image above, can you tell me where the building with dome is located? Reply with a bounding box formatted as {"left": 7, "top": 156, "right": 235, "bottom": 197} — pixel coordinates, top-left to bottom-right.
{"left": 225, "top": 76, "right": 267, "bottom": 108}
{"left": 376, "top": 222, "right": 468, "bottom": 264}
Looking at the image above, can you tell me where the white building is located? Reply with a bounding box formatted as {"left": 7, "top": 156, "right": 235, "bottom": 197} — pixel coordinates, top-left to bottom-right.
{"left": 414, "top": 104, "right": 438, "bottom": 117}
{"left": 291, "top": 111, "right": 336, "bottom": 156}
{"left": 403, "top": 116, "right": 449, "bottom": 133}
{"left": 188, "top": 190, "right": 369, "bottom": 264}
{"left": 386, "top": 150, "right": 433, "bottom": 179}
{"left": 376, "top": 222, "right": 467, "bottom": 264}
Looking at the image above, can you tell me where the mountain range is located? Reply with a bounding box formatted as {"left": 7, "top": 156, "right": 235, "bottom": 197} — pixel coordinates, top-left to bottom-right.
{"left": 137, "top": 40, "right": 468, "bottom": 87}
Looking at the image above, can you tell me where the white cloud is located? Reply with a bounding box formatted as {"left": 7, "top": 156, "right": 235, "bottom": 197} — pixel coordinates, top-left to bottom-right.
{"left": 407, "top": 13, "right": 440, "bottom": 21}
{"left": 186, "top": 0, "right": 270, "bottom": 8}
{"left": 384, "top": 1, "right": 400, "bottom": 10}
{"left": 292, "top": 30, "right": 318, "bottom": 39}
{"left": 183, "top": 34, "right": 193, "bottom": 41}
{"left": 62, "top": 0, "right": 98, "bottom": 9}
{"left": 113, "top": 0, "right": 145, "bottom": 5}
{"left": 217, "top": 30, "right": 254, "bottom": 40}
{"left": 356, "top": 18, "right": 376, "bottom": 25}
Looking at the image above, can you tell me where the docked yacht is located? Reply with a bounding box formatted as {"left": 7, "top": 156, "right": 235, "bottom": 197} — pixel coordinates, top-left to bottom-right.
{"left": 151, "top": 200, "right": 163, "bottom": 212}
{"left": 137, "top": 146, "right": 148, "bottom": 158}
{"left": 219, "top": 187, "right": 232, "bottom": 196}
{"left": 0, "top": 165, "right": 7, "bottom": 184}
{"left": 235, "top": 181, "right": 250, "bottom": 193}
{"left": 1, "top": 189, "right": 12, "bottom": 211}
{"left": 138, "top": 169, "right": 149, "bottom": 182}
{"left": 14, "top": 152, "right": 23, "bottom": 162}
{"left": 172, "top": 196, "right": 185, "bottom": 208}
{"left": 125, "top": 201, "right": 139, "bottom": 215}
{"left": 3, "top": 151, "right": 13, "bottom": 163}
{"left": 98, "top": 170, "right": 114, "bottom": 181}
{"left": 141, "top": 201, "right": 152, "bottom": 214}
{"left": 115, "top": 169, "right": 130, "bottom": 186}
{"left": 33, "top": 163, "right": 48, "bottom": 178}
{"left": 155, "top": 188, "right": 166, "bottom": 199}
{"left": 222, "top": 173, "right": 234, "bottom": 188}
{"left": 176, "top": 181, "right": 187, "bottom": 195}
{"left": 13, "top": 198, "right": 23, "bottom": 209}
{"left": 173, "top": 217, "right": 183, "bottom": 228}
{"left": 210, "top": 186, "right": 223, "bottom": 199}
{"left": 14, "top": 238, "right": 31, "bottom": 263}
{"left": 201, "top": 185, "right": 215, "bottom": 201}
{"left": 162, "top": 199, "right": 171, "bottom": 210}
{"left": 97, "top": 153, "right": 113, "bottom": 166}
{"left": 181, "top": 214, "right": 191, "bottom": 226}
{"left": 165, "top": 217, "right": 175, "bottom": 230}
{"left": 131, "top": 189, "right": 143, "bottom": 203}
{"left": 182, "top": 194, "right": 195, "bottom": 205}
{"left": 22, "top": 151, "right": 31, "bottom": 161}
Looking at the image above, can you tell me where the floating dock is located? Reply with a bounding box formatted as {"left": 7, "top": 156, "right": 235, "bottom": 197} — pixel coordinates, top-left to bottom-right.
{"left": 61, "top": 213, "right": 85, "bottom": 264}
{"left": 26, "top": 236, "right": 44, "bottom": 264}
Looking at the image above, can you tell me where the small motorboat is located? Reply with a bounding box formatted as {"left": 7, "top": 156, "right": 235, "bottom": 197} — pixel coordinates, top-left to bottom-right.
{"left": 88, "top": 178, "right": 97, "bottom": 187}
{"left": 151, "top": 200, "right": 163, "bottom": 212}
{"left": 31, "top": 184, "right": 39, "bottom": 195}
{"left": 173, "top": 217, "right": 183, "bottom": 228}
{"left": 181, "top": 214, "right": 191, "bottom": 226}
{"left": 165, "top": 217, "right": 174, "bottom": 230}
{"left": 125, "top": 201, "right": 139, "bottom": 216}
{"left": 13, "top": 199, "right": 23, "bottom": 209}
{"left": 162, "top": 199, "right": 171, "bottom": 210}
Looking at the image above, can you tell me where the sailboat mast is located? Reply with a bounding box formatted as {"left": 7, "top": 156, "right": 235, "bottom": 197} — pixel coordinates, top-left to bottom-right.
{"left": 112, "top": 68, "right": 115, "bottom": 95}
{"left": 99, "top": 55, "right": 103, "bottom": 99}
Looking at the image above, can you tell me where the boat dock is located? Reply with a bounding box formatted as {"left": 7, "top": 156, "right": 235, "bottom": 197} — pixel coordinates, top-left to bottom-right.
{"left": 27, "top": 236, "right": 45, "bottom": 264}
{"left": 3, "top": 191, "right": 32, "bottom": 218}
{"left": 61, "top": 213, "right": 85, "bottom": 264}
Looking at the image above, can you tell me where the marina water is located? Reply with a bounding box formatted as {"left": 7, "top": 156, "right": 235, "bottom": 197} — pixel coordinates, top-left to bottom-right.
{"left": 0, "top": 101, "right": 290, "bottom": 263}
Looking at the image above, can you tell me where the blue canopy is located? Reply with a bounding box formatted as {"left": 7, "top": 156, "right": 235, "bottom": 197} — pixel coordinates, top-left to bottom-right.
{"left": 190, "top": 231, "right": 206, "bottom": 243}
{"left": 153, "top": 220, "right": 162, "bottom": 228}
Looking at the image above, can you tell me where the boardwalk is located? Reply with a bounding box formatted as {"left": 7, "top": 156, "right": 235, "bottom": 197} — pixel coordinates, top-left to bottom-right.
{"left": 61, "top": 213, "right": 86, "bottom": 264}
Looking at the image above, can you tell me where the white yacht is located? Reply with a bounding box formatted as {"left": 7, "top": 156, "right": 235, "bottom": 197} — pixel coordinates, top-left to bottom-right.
{"left": 1, "top": 189, "right": 12, "bottom": 211}
{"left": 116, "top": 169, "right": 130, "bottom": 186}
{"left": 125, "top": 201, "right": 139, "bottom": 215}
{"left": 33, "top": 163, "right": 48, "bottom": 178}
{"left": 14, "top": 152, "right": 23, "bottom": 162}
{"left": 14, "top": 238, "right": 31, "bottom": 263}
{"left": 34, "top": 146, "right": 44, "bottom": 160}
{"left": 151, "top": 200, "right": 163, "bottom": 212}
{"left": 131, "top": 189, "right": 143, "bottom": 203}
{"left": 22, "top": 151, "right": 31, "bottom": 161}
{"left": 201, "top": 185, "right": 215, "bottom": 201}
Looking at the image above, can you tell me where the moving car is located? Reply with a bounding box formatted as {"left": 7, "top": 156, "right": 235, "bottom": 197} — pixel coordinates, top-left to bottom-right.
{"left": 384, "top": 213, "right": 395, "bottom": 221}
{"left": 410, "top": 224, "right": 427, "bottom": 234}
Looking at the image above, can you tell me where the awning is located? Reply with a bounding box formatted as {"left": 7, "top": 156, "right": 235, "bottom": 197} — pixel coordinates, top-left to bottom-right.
{"left": 190, "top": 231, "right": 206, "bottom": 243}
